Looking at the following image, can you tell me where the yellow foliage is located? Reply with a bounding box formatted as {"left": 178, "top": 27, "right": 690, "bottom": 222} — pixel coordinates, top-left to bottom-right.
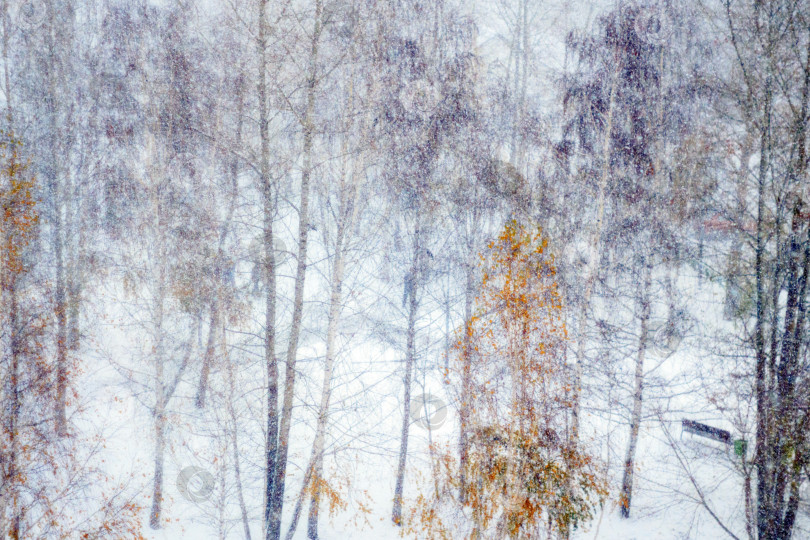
{"left": 408, "top": 221, "right": 606, "bottom": 539}
{"left": 0, "top": 135, "right": 38, "bottom": 284}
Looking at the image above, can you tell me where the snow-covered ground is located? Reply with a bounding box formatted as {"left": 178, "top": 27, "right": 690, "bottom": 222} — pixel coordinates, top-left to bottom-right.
{"left": 76, "top": 246, "right": 808, "bottom": 539}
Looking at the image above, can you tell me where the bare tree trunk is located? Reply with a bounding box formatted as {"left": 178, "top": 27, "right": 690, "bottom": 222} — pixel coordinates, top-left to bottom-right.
{"left": 1, "top": 5, "right": 17, "bottom": 534}
{"left": 770, "top": 202, "right": 810, "bottom": 540}
{"left": 147, "top": 147, "right": 169, "bottom": 526}
{"left": 64, "top": 14, "right": 80, "bottom": 354}
{"left": 514, "top": 0, "right": 529, "bottom": 174}
{"left": 233, "top": 426, "right": 252, "bottom": 540}
{"left": 68, "top": 4, "right": 91, "bottom": 357}
{"left": 306, "top": 235, "right": 349, "bottom": 538}
{"left": 618, "top": 46, "right": 670, "bottom": 520}
{"left": 619, "top": 259, "right": 652, "bottom": 518}
{"left": 744, "top": 460, "right": 755, "bottom": 540}
{"left": 6, "top": 278, "right": 21, "bottom": 539}
{"left": 258, "top": 0, "right": 280, "bottom": 537}
{"left": 508, "top": 0, "right": 523, "bottom": 166}
{"left": 226, "top": 324, "right": 252, "bottom": 540}
{"left": 284, "top": 170, "right": 355, "bottom": 540}
{"left": 44, "top": 0, "right": 68, "bottom": 437}
{"left": 572, "top": 66, "right": 619, "bottom": 444}
{"left": 196, "top": 80, "right": 242, "bottom": 408}
{"left": 65, "top": 176, "right": 80, "bottom": 353}
{"left": 392, "top": 225, "right": 422, "bottom": 525}
{"left": 64, "top": 82, "right": 79, "bottom": 352}
{"left": 754, "top": 71, "right": 773, "bottom": 540}
{"left": 306, "top": 145, "right": 359, "bottom": 540}
{"left": 196, "top": 303, "right": 219, "bottom": 408}
{"left": 284, "top": 462, "right": 314, "bottom": 540}
{"left": 457, "top": 246, "right": 475, "bottom": 504}
{"left": 149, "top": 398, "right": 167, "bottom": 529}
{"left": 269, "top": 3, "right": 323, "bottom": 537}
{"left": 0, "top": 0, "right": 9, "bottom": 128}
{"left": 149, "top": 222, "right": 168, "bottom": 529}
{"left": 284, "top": 68, "right": 364, "bottom": 538}
{"left": 768, "top": 27, "right": 810, "bottom": 539}
{"left": 66, "top": 187, "right": 80, "bottom": 352}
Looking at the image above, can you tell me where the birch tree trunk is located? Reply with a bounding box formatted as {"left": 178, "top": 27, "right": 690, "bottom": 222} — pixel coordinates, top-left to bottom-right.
{"left": 457, "top": 225, "right": 477, "bottom": 504}
{"left": 753, "top": 63, "right": 773, "bottom": 540}
{"left": 759, "top": 24, "right": 810, "bottom": 540}
{"left": 148, "top": 186, "right": 168, "bottom": 529}
{"left": 258, "top": 0, "right": 280, "bottom": 536}
{"left": 149, "top": 391, "right": 167, "bottom": 529}
{"left": 507, "top": 0, "right": 523, "bottom": 168}
{"left": 268, "top": 2, "right": 323, "bottom": 538}
{"left": 306, "top": 141, "right": 361, "bottom": 540}
{"left": 225, "top": 319, "right": 252, "bottom": 540}
{"left": 141, "top": 71, "right": 202, "bottom": 526}
{"left": 196, "top": 303, "right": 219, "bottom": 409}
{"left": 1, "top": 5, "right": 18, "bottom": 533}
{"left": 513, "top": 0, "right": 530, "bottom": 176}
{"left": 304, "top": 207, "right": 348, "bottom": 540}
{"left": 63, "top": 4, "right": 79, "bottom": 355}
{"left": 771, "top": 201, "right": 810, "bottom": 539}
{"left": 5, "top": 274, "right": 21, "bottom": 538}
{"left": 44, "top": 0, "right": 68, "bottom": 437}
{"left": 571, "top": 66, "right": 619, "bottom": 444}
{"left": 196, "top": 78, "right": 243, "bottom": 408}
{"left": 619, "top": 259, "right": 652, "bottom": 518}
{"left": 620, "top": 46, "right": 666, "bottom": 517}
{"left": 282, "top": 148, "right": 359, "bottom": 540}
{"left": 392, "top": 223, "right": 422, "bottom": 525}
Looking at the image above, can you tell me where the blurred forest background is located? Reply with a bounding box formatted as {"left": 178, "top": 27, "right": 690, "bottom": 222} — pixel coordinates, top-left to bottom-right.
{"left": 1, "top": 0, "right": 809, "bottom": 538}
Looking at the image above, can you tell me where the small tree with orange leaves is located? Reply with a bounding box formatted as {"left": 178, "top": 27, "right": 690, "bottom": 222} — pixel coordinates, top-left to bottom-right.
{"left": 0, "top": 134, "right": 143, "bottom": 539}
{"left": 406, "top": 221, "right": 606, "bottom": 539}
{"left": 0, "top": 133, "right": 47, "bottom": 539}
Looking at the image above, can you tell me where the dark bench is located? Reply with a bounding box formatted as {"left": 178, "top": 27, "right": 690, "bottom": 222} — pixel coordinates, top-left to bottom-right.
{"left": 682, "top": 419, "right": 731, "bottom": 445}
